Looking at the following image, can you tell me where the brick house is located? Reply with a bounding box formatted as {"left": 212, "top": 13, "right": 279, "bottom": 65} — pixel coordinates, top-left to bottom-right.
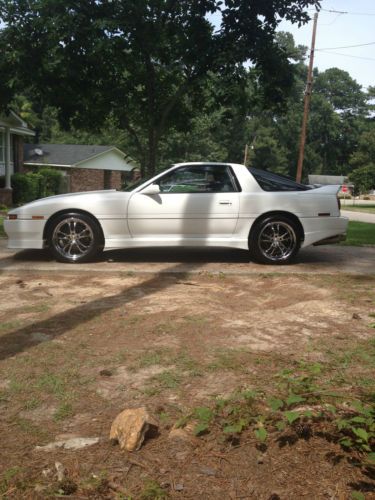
{"left": 23, "top": 144, "right": 136, "bottom": 193}
{"left": 0, "top": 111, "right": 36, "bottom": 205}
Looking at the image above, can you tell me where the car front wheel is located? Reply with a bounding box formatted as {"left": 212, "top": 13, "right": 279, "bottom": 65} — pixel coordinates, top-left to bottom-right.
{"left": 48, "top": 213, "right": 103, "bottom": 263}
{"left": 249, "top": 216, "right": 300, "bottom": 264}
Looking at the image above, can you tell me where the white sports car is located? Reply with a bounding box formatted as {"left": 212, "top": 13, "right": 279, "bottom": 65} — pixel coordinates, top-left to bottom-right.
{"left": 5, "top": 162, "right": 348, "bottom": 264}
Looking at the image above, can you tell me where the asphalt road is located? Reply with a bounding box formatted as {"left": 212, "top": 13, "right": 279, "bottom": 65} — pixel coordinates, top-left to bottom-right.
{"left": 0, "top": 238, "right": 374, "bottom": 275}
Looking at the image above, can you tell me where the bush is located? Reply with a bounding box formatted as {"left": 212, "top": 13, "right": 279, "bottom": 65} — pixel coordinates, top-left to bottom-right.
{"left": 38, "top": 167, "right": 63, "bottom": 198}
{"left": 11, "top": 173, "right": 43, "bottom": 204}
{"left": 11, "top": 168, "right": 63, "bottom": 204}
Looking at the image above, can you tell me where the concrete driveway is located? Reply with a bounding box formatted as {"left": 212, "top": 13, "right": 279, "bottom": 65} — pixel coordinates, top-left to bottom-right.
{"left": 0, "top": 238, "right": 374, "bottom": 275}
{"left": 341, "top": 210, "right": 375, "bottom": 224}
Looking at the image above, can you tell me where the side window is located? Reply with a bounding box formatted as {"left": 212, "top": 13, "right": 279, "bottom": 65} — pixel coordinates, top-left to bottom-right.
{"left": 159, "top": 165, "right": 237, "bottom": 193}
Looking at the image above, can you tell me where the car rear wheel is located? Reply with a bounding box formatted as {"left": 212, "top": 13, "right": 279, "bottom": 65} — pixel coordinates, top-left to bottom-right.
{"left": 249, "top": 216, "right": 300, "bottom": 264}
{"left": 48, "top": 213, "right": 103, "bottom": 263}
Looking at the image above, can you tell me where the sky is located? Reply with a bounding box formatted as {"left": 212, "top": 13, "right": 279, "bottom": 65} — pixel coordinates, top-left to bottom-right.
{"left": 278, "top": 0, "right": 375, "bottom": 90}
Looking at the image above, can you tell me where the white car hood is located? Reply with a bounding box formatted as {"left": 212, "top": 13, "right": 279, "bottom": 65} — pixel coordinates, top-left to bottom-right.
{"left": 10, "top": 190, "right": 131, "bottom": 218}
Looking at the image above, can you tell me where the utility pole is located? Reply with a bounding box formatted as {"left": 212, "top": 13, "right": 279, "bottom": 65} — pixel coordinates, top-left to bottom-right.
{"left": 243, "top": 144, "right": 249, "bottom": 166}
{"left": 296, "top": 11, "right": 318, "bottom": 183}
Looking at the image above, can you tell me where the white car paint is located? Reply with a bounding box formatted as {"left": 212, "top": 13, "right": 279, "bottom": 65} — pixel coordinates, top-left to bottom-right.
{"left": 5, "top": 162, "right": 348, "bottom": 263}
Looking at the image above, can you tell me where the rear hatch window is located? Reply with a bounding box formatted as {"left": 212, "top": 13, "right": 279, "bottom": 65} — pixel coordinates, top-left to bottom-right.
{"left": 249, "top": 168, "right": 312, "bottom": 192}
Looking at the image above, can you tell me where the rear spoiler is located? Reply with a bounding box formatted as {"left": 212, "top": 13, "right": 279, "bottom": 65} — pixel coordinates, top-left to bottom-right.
{"left": 309, "top": 185, "right": 341, "bottom": 195}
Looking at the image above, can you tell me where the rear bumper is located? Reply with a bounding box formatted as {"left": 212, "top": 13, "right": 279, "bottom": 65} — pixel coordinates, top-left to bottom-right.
{"left": 301, "top": 216, "right": 349, "bottom": 248}
{"left": 313, "top": 233, "right": 346, "bottom": 246}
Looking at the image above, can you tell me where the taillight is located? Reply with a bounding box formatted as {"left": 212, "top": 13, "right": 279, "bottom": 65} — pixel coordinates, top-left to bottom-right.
{"left": 8, "top": 214, "right": 18, "bottom": 220}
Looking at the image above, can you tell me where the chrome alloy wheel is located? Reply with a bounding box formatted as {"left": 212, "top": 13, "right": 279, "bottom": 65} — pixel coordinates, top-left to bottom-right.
{"left": 257, "top": 221, "right": 297, "bottom": 262}
{"left": 52, "top": 216, "right": 94, "bottom": 262}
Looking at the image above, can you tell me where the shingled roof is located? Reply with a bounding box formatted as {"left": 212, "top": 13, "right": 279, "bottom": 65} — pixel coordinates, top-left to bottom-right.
{"left": 24, "top": 144, "right": 125, "bottom": 166}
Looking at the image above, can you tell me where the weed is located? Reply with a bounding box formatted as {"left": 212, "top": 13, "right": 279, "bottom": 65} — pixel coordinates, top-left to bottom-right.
{"left": 152, "top": 370, "right": 181, "bottom": 389}
{"left": 140, "top": 480, "right": 168, "bottom": 499}
{"left": 15, "top": 417, "right": 48, "bottom": 439}
{"left": 154, "top": 322, "right": 177, "bottom": 335}
{"left": 208, "top": 348, "right": 248, "bottom": 372}
{"left": 35, "top": 373, "right": 66, "bottom": 396}
{"left": 0, "top": 320, "right": 23, "bottom": 331}
{"left": 54, "top": 401, "right": 74, "bottom": 421}
{"left": 141, "top": 387, "right": 161, "bottom": 397}
{"left": 136, "top": 349, "right": 172, "bottom": 369}
{"left": 23, "top": 397, "right": 40, "bottom": 411}
{"left": 114, "top": 349, "right": 129, "bottom": 363}
{"left": 183, "top": 315, "right": 208, "bottom": 325}
{"left": 173, "top": 352, "right": 202, "bottom": 375}
{"left": 0, "top": 467, "right": 22, "bottom": 495}
{"left": 21, "top": 303, "right": 51, "bottom": 314}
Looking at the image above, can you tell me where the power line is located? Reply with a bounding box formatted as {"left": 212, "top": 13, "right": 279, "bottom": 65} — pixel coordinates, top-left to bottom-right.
{"left": 316, "top": 50, "right": 375, "bottom": 62}
{"left": 320, "top": 7, "right": 375, "bottom": 16}
{"left": 319, "top": 13, "right": 343, "bottom": 26}
{"left": 317, "top": 41, "right": 375, "bottom": 51}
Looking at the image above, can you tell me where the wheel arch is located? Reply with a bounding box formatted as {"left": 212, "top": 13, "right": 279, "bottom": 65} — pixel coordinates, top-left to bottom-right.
{"left": 43, "top": 209, "right": 105, "bottom": 247}
{"left": 249, "top": 211, "right": 305, "bottom": 242}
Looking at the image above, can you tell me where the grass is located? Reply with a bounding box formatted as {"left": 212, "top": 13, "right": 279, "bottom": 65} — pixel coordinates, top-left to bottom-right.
{"left": 342, "top": 221, "right": 375, "bottom": 246}
{"left": 0, "top": 216, "right": 5, "bottom": 237}
{"left": 341, "top": 204, "right": 375, "bottom": 214}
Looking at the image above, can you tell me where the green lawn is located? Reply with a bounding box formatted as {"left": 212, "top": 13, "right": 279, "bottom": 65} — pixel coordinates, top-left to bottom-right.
{"left": 0, "top": 217, "right": 5, "bottom": 237}
{"left": 342, "top": 221, "right": 375, "bottom": 246}
{"left": 341, "top": 204, "right": 375, "bottom": 214}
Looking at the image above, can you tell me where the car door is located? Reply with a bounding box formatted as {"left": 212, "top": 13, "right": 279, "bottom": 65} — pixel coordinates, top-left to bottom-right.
{"left": 127, "top": 164, "right": 240, "bottom": 239}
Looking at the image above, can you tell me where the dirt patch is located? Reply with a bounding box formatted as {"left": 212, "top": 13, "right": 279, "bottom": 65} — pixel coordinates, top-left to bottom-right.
{"left": 0, "top": 271, "right": 374, "bottom": 498}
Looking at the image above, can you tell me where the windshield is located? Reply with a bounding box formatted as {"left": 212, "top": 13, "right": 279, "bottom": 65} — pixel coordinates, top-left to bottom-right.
{"left": 122, "top": 173, "right": 155, "bottom": 192}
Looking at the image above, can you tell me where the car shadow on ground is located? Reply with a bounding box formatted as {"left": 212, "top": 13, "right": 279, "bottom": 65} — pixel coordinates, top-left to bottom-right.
{"left": 0, "top": 244, "right": 357, "bottom": 265}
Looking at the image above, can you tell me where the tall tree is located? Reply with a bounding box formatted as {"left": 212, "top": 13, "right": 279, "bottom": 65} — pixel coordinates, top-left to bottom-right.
{"left": 0, "top": 0, "right": 319, "bottom": 174}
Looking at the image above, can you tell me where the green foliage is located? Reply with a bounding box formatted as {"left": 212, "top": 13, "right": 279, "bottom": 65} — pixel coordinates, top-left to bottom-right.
{"left": 140, "top": 480, "right": 168, "bottom": 500}
{"left": 11, "top": 168, "right": 63, "bottom": 204}
{"left": 178, "top": 358, "right": 375, "bottom": 463}
{"left": 349, "top": 165, "right": 375, "bottom": 194}
{"left": 0, "top": 1, "right": 319, "bottom": 174}
{"left": 0, "top": 467, "right": 22, "bottom": 496}
{"left": 0, "top": 216, "right": 5, "bottom": 237}
{"left": 11, "top": 172, "right": 43, "bottom": 204}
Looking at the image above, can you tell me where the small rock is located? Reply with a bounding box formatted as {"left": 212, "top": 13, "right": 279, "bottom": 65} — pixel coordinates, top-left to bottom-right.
{"left": 31, "top": 332, "right": 51, "bottom": 343}
{"left": 34, "top": 484, "right": 46, "bottom": 493}
{"left": 109, "top": 407, "right": 158, "bottom": 451}
{"left": 352, "top": 313, "right": 361, "bottom": 320}
{"left": 174, "top": 483, "right": 184, "bottom": 491}
{"left": 55, "top": 462, "right": 65, "bottom": 482}
{"left": 175, "top": 451, "right": 189, "bottom": 461}
{"left": 99, "top": 369, "right": 113, "bottom": 377}
{"left": 168, "top": 422, "right": 195, "bottom": 442}
{"left": 200, "top": 466, "right": 216, "bottom": 476}
{"left": 36, "top": 437, "right": 100, "bottom": 451}
{"left": 42, "top": 468, "right": 52, "bottom": 478}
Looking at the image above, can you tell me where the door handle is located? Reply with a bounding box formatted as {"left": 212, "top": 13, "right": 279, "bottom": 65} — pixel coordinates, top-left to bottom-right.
{"left": 219, "top": 200, "right": 232, "bottom": 205}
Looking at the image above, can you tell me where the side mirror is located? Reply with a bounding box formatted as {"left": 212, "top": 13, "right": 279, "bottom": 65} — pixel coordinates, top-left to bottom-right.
{"left": 141, "top": 183, "right": 160, "bottom": 195}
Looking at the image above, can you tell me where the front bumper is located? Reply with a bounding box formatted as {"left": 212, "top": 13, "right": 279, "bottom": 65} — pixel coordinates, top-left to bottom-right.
{"left": 4, "top": 219, "right": 46, "bottom": 249}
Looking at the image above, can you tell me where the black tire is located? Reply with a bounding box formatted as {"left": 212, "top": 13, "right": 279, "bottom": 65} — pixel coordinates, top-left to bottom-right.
{"left": 48, "top": 212, "right": 103, "bottom": 263}
{"left": 249, "top": 215, "right": 301, "bottom": 265}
